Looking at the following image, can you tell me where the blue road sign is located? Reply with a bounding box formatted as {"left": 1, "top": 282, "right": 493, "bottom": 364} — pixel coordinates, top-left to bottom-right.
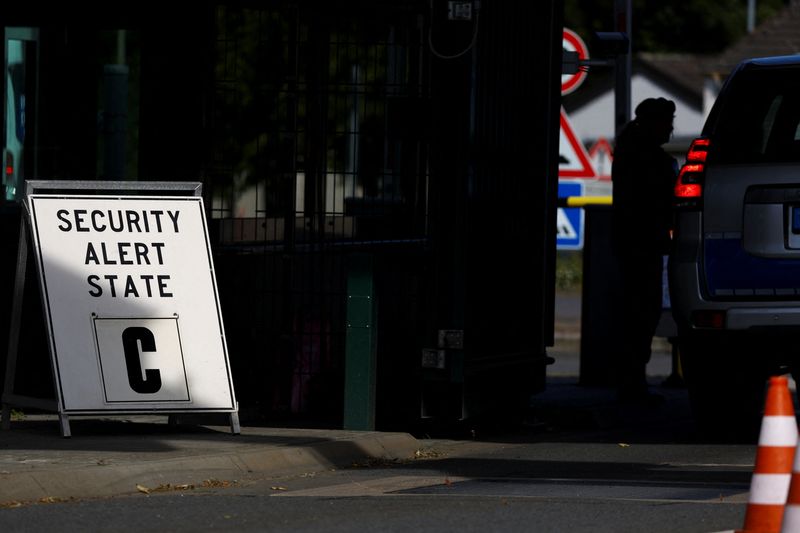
{"left": 557, "top": 181, "right": 585, "bottom": 250}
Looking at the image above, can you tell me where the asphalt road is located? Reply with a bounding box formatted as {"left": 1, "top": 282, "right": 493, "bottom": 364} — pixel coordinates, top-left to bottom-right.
{"left": 0, "top": 435, "right": 752, "bottom": 533}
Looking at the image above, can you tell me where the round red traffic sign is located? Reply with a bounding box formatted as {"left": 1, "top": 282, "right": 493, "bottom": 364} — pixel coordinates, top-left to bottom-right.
{"left": 562, "top": 28, "right": 589, "bottom": 96}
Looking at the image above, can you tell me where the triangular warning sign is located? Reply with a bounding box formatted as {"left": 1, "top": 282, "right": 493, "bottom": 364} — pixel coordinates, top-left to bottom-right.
{"left": 559, "top": 108, "right": 596, "bottom": 179}
{"left": 589, "top": 137, "right": 613, "bottom": 181}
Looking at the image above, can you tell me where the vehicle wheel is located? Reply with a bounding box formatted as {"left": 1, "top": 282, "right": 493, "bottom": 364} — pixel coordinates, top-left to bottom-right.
{"left": 678, "top": 331, "right": 767, "bottom": 441}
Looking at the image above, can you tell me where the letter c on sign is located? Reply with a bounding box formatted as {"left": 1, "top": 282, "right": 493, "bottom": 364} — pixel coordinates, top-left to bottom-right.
{"left": 122, "top": 327, "right": 162, "bottom": 394}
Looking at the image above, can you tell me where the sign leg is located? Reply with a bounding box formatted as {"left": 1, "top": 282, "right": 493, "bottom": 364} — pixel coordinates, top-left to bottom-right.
{"left": 229, "top": 412, "right": 240, "bottom": 435}
{"left": 59, "top": 414, "right": 71, "bottom": 438}
{"left": 3, "top": 218, "right": 29, "bottom": 428}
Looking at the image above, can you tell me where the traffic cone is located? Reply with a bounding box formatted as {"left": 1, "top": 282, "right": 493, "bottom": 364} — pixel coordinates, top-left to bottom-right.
{"left": 741, "top": 376, "right": 798, "bottom": 532}
{"left": 782, "top": 382, "right": 800, "bottom": 532}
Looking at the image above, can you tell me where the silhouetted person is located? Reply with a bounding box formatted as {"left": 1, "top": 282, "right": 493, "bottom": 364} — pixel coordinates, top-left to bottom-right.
{"left": 611, "top": 97, "right": 677, "bottom": 404}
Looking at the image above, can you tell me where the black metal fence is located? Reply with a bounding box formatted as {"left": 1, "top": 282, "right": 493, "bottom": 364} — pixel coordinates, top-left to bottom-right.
{"left": 207, "top": 3, "right": 431, "bottom": 424}
{"left": 0, "top": 0, "right": 561, "bottom": 430}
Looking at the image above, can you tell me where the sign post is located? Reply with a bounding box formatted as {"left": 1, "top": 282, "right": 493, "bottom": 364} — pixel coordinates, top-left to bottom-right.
{"left": 2, "top": 181, "right": 238, "bottom": 437}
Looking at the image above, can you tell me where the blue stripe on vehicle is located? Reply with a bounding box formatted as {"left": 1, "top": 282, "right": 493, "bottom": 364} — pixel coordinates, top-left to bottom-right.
{"left": 704, "top": 237, "right": 800, "bottom": 296}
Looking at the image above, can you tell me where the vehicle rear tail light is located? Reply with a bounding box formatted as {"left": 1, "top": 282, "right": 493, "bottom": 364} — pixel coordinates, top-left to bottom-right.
{"left": 674, "top": 138, "right": 710, "bottom": 210}
{"left": 4, "top": 151, "right": 12, "bottom": 178}
{"left": 685, "top": 138, "right": 710, "bottom": 163}
{"left": 691, "top": 309, "right": 726, "bottom": 329}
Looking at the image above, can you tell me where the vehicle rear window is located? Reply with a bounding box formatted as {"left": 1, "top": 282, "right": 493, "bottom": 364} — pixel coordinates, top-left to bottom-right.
{"left": 710, "top": 65, "right": 800, "bottom": 164}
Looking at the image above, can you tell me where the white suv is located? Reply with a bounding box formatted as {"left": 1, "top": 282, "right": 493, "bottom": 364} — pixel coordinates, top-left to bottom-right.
{"left": 669, "top": 55, "right": 800, "bottom": 436}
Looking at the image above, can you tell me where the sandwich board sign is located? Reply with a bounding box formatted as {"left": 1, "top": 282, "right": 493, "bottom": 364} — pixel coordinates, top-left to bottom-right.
{"left": 1, "top": 181, "right": 238, "bottom": 437}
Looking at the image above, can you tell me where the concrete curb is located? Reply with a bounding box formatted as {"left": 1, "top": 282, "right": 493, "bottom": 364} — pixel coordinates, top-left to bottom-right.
{"left": 0, "top": 422, "right": 421, "bottom": 504}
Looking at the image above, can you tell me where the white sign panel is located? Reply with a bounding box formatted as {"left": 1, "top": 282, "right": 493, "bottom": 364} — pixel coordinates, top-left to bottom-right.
{"left": 94, "top": 317, "right": 189, "bottom": 403}
{"left": 29, "top": 195, "right": 236, "bottom": 413}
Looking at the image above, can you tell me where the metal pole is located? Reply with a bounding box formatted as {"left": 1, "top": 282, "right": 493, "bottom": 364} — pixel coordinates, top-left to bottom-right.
{"left": 614, "top": 0, "right": 632, "bottom": 138}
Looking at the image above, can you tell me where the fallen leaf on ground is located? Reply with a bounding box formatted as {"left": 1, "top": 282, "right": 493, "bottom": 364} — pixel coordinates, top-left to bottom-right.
{"left": 136, "top": 484, "right": 150, "bottom": 495}
{"left": 202, "top": 479, "right": 237, "bottom": 488}
{"left": 415, "top": 449, "right": 443, "bottom": 459}
{"left": 1, "top": 501, "right": 23, "bottom": 508}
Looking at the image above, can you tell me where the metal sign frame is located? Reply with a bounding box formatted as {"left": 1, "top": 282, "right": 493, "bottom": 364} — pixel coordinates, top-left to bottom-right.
{"left": 1, "top": 180, "right": 239, "bottom": 437}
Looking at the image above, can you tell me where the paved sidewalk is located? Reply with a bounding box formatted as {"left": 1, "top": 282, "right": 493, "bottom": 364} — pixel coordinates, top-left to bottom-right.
{"left": 0, "top": 415, "right": 420, "bottom": 504}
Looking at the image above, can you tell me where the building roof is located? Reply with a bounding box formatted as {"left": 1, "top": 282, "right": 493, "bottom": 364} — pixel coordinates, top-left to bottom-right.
{"left": 567, "top": 0, "right": 800, "bottom": 111}
{"left": 563, "top": 53, "right": 706, "bottom": 115}
{"left": 636, "top": 52, "right": 710, "bottom": 103}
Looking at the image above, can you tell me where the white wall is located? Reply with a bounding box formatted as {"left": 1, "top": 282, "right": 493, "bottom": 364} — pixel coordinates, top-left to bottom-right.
{"left": 567, "top": 73, "right": 705, "bottom": 144}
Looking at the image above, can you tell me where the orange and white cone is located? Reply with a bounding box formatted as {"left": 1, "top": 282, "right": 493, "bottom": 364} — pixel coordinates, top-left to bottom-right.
{"left": 782, "top": 387, "right": 800, "bottom": 532}
{"left": 741, "top": 376, "right": 798, "bottom": 533}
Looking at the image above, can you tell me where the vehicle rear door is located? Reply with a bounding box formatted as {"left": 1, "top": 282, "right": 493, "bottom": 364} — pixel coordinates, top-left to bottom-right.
{"left": 702, "top": 63, "right": 800, "bottom": 300}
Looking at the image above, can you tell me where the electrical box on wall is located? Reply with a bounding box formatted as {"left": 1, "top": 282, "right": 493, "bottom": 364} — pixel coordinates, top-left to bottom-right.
{"left": 448, "top": 1, "right": 473, "bottom": 21}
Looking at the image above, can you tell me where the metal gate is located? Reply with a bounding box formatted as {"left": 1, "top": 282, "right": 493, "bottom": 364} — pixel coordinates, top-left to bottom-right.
{"left": 207, "top": 3, "right": 431, "bottom": 425}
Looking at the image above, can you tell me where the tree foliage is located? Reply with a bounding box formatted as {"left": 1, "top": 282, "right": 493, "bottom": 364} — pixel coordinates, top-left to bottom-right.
{"left": 564, "top": 0, "right": 787, "bottom": 54}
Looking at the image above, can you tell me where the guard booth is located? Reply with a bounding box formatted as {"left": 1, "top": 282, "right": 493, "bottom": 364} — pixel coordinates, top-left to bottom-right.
{"left": 0, "top": 1, "right": 563, "bottom": 432}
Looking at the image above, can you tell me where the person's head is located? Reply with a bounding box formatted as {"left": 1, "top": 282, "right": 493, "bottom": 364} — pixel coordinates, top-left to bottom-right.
{"left": 634, "top": 97, "right": 675, "bottom": 145}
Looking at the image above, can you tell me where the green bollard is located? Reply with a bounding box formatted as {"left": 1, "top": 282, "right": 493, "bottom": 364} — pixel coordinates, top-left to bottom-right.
{"left": 343, "top": 253, "right": 377, "bottom": 430}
